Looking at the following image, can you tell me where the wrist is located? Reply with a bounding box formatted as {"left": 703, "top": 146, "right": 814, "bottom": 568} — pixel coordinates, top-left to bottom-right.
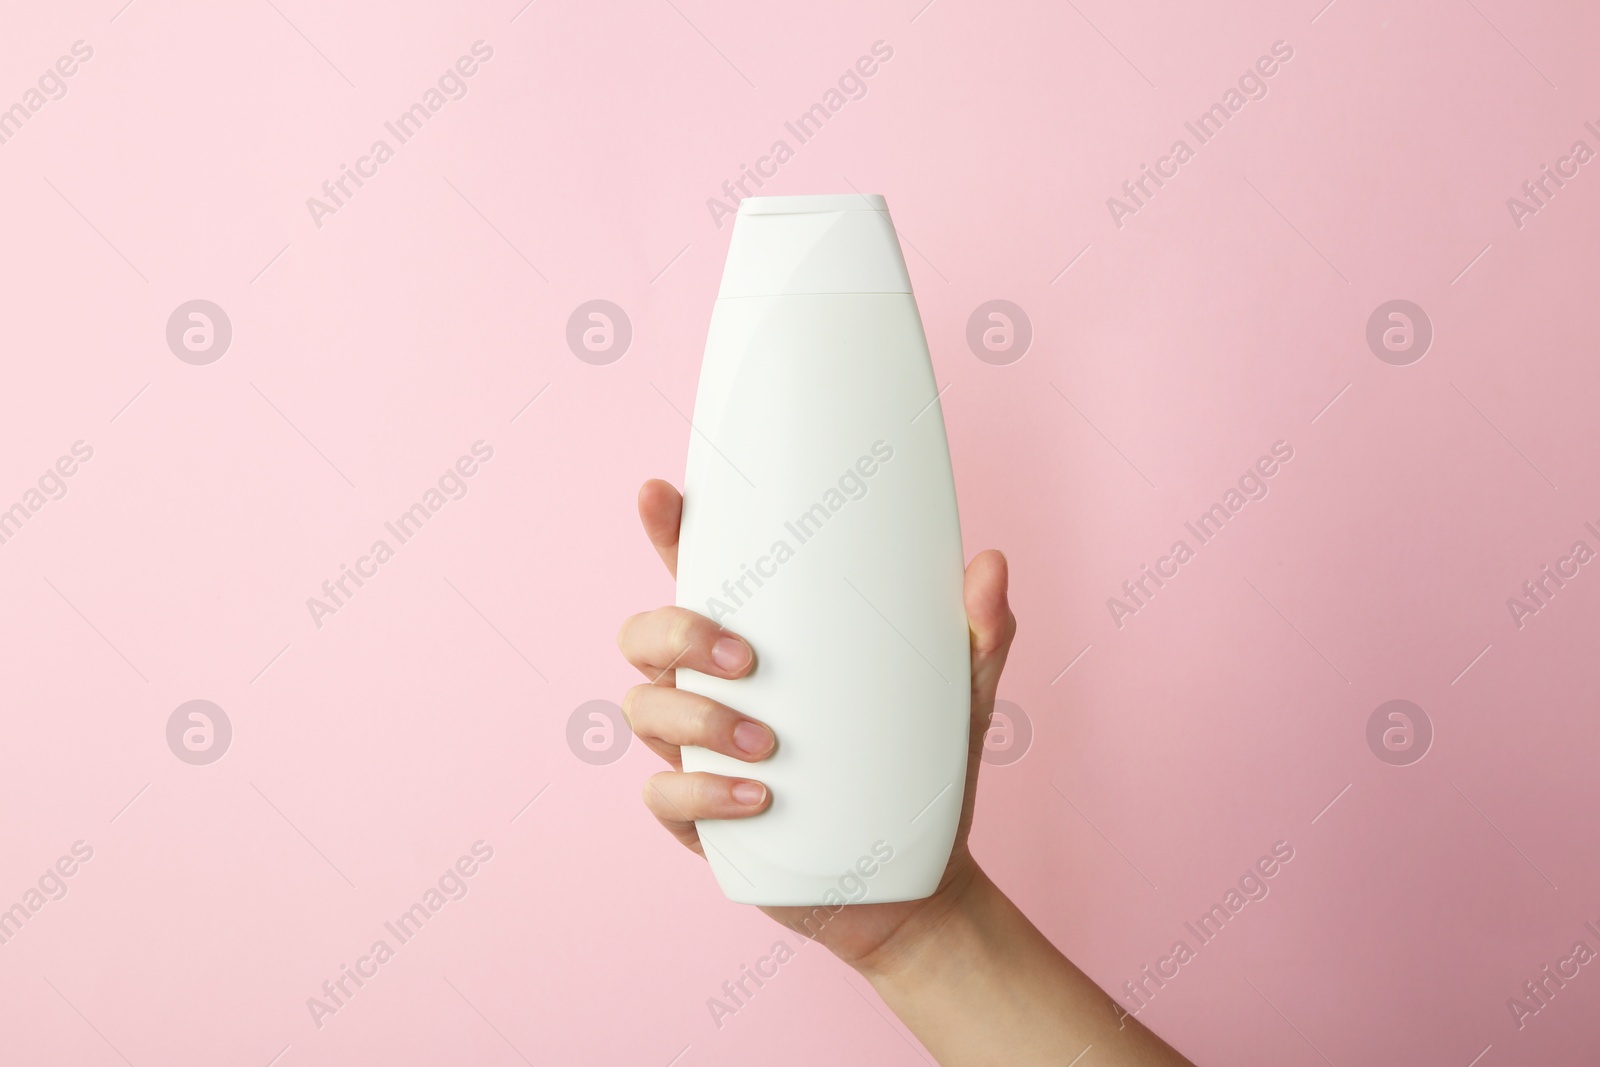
{"left": 851, "top": 855, "right": 995, "bottom": 984}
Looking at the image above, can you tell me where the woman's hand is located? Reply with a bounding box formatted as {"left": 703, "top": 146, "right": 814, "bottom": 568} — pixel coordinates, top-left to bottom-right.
{"left": 615, "top": 477, "right": 1014, "bottom": 967}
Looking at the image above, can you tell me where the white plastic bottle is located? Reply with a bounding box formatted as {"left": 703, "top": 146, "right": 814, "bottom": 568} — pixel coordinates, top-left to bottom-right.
{"left": 676, "top": 193, "right": 970, "bottom": 906}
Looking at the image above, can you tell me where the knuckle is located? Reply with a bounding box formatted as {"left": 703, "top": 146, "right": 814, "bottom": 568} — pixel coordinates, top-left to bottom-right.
{"left": 641, "top": 773, "right": 672, "bottom": 812}
{"left": 688, "top": 696, "right": 720, "bottom": 739}
{"left": 692, "top": 772, "right": 726, "bottom": 811}
{"left": 621, "top": 685, "right": 648, "bottom": 730}
{"left": 667, "top": 610, "right": 700, "bottom": 658}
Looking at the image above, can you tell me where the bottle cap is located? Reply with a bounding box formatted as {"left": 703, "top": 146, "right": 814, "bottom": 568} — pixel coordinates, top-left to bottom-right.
{"left": 717, "top": 194, "right": 913, "bottom": 298}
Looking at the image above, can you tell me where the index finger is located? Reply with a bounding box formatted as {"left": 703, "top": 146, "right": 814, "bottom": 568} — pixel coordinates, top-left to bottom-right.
{"left": 638, "top": 479, "right": 682, "bottom": 579}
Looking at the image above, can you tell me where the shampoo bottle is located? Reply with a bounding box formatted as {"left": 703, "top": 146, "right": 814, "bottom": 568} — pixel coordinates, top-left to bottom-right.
{"left": 676, "top": 193, "right": 970, "bottom": 906}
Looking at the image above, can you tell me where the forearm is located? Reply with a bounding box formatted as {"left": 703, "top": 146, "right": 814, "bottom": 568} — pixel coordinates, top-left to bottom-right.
{"left": 855, "top": 867, "right": 1193, "bottom": 1066}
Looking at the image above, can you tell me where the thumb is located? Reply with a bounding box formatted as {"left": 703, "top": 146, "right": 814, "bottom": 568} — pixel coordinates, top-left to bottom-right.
{"left": 964, "top": 549, "right": 1016, "bottom": 714}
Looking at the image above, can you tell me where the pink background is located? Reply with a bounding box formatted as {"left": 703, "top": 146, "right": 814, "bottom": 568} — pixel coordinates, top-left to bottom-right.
{"left": 2, "top": 0, "right": 1598, "bottom": 1063}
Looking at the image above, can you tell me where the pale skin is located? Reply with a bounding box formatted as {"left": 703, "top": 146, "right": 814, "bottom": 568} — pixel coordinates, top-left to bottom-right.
{"left": 617, "top": 479, "right": 1196, "bottom": 1066}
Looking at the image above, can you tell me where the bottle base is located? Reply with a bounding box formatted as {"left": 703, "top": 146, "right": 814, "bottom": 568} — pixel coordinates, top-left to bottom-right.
{"left": 720, "top": 886, "right": 942, "bottom": 907}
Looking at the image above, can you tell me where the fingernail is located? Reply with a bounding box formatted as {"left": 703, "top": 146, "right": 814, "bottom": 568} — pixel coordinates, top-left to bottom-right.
{"left": 712, "top": 636, "right": 751, "bottom": 672}
{"left": 733, "top": 720, "right": 772, "bottom": 755}
{"left": 731, "top": 781, "right": 766, "bottom": 806}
